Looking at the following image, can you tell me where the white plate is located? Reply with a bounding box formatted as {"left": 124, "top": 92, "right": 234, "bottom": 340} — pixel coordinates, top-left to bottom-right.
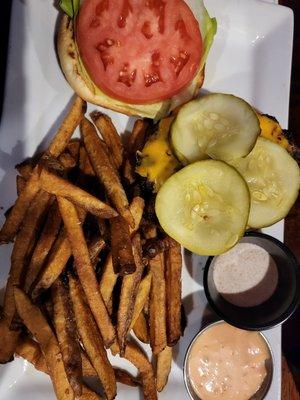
{"left": 0, "top": 0, "right": 293, "bottom": 399}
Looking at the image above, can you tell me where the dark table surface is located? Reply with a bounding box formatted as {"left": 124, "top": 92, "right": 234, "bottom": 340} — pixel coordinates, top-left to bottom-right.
{"left": 0, "top": 0, "right": 299, "bottom": 398}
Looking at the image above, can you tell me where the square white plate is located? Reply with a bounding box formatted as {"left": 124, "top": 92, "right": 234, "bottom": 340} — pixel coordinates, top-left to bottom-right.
{"left": 0, "top": 0, "right": 293, "bottom": 399}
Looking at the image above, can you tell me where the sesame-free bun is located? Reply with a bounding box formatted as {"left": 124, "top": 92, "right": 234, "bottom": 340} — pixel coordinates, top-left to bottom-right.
{"left": 57, "top": 15, "right": 204, "bottom": 119}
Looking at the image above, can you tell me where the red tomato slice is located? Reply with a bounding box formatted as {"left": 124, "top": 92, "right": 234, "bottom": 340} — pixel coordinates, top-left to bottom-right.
{"left": 76, "top": 0, "right": 202, "bottom": 104}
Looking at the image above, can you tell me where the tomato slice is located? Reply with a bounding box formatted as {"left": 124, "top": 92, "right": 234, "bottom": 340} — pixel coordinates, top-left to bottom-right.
{"left": 76, "top": 0, "right": 202, "bottom": 104}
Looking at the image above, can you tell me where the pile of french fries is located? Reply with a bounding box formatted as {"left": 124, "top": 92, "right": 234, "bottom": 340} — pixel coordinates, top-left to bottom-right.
{"left": 0, "top": 96, "right": 183, "bottom": 400}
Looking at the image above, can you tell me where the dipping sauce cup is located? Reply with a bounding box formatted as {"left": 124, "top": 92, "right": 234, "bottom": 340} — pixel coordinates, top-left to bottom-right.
{"left": 203, "top": 232, "right": 300, "bottom": 330}
{"left": 184, "top": 321, "right": 274, "bottom": 400}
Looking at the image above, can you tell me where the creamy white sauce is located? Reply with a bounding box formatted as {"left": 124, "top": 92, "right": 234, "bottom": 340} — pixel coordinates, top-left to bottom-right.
{"left": 212, "top": 243, "right": 278, "bottom": 307}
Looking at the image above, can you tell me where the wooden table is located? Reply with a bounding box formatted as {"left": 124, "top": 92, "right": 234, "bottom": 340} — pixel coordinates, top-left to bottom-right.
{"left": 279, "top": 1, "right": 300, "bottom": 398}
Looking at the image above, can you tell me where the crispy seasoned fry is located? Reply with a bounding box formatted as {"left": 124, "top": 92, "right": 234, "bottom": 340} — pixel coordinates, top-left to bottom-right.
{"left": 31, "top": 208, "right": 86, "bottom": 299}
{"left": 117, "top": 234, "right": 145, "bottom": 354}
{"left": 81, "top": 385, "right": 104, "bottom": 400}
{"left": 165, "top": 244, "right": 182, "bottom": 346}
{"left": 126, "top": 119, "right": 150, "bottom": 155}
{"left": 129, "top": 197, "right": 145, "bottom": 235}
{"left": 58, "top": 152, "right": 77, "bottom": 169}
{"left": 0, "top": 166, "right": 41, "bottom": 243}
{"left": 69, "top": 276, "right": 116, "bottom": 400}
{"left": 79, "top": 146, "right": 95, "bottom": 177}
{"left": 133, "top": 312, "right": 150, "bottom": 344}
{"left": 66, "top": 139, "right": 81, "bottom": 161}
{"left": 110, "top": 216, "right": 135, "bottom": 275}
{"left": 117, "top": 341, "right": 157, "bottom": 400}
{"left": 91, "top": 111, "right": 123, "bottom": 170}
{"left": 143, "top": 223, "right": 157, "bottom": 240}
{"left": 130, "top": 272, "right": 152, "bottom": 331}
{"left": 99, "top": 197, "right": 144, "bottom": 308}
{"left": 15, "top": 335, "right": 48, "bottom": 373}
{"left": 3, "top": 190, "right": 51, "bottom": 327}
{"left": 14, "top": 288, "right": 74, "bottom": 400}
{"left": 47, "top": 96, "right": 86, "bottom": 158}
{"left": 123, "top": 119, "right": 149, "bottom": 184}
{"left": 0, "top": 318, "right": 20, "bottom": 363}
{"left": 144, "top": 236, "right": 177, "bottom": 259}
{"left": 15, "top": 159, "right": 34, "bottom": 180}
{"left": 99, "top": 253, "right": 117, "bottom": 312}
{"left": 52, "top": 278, "right": 82, "bottom": 398}
{"left": 58, "top": 197, "right": 115, "bottom": 347}
{"left": 81, "top": 351, "right": 97, "bottom": 377}
{"left": 156, "top": 346, "right": 173, "bottom": 392}
{"left": 24, "top": 201, "right": 61, "bottom": 293}
{"left": 39, "top": 169, "right": 117, "bottom": 219}
{"left": 16, "top": 336, "right": 98, "bottom": 378}
{"left": 80, "top": 117, "right": 133, "bottom": 227}
{"left": 114, "top": 368, "right": 140, "bottom": 387}
{"left": 149, "top": 253, "right": 167, "bottom": 354}
{"left": 16, "top": 175, "right": 27, "bottom": 195}
{"left": 88, "top": 235, "right": 106, "bottom": 266}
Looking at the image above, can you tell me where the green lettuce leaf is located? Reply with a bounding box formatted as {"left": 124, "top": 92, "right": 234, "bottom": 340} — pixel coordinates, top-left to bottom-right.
{"left": 59, "top": 0, "right": 80, "bottom": 18}
{"left": 186, "top": 0, "right": 217, "bottom": 71}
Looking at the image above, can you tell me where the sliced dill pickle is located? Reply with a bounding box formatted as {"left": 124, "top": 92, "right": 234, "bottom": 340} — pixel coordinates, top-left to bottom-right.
{"left": 171, "top": 93, "right": 260, "bottom": 164}
{"left": 230, "top": 137, "right": 300, "bottom": 228}
{"left": 155, "top": 160, "right": 250, "bottom": 255}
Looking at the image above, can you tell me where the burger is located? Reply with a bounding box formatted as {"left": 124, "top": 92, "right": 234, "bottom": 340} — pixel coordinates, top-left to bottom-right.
{"left": 58, "top": 0, "right": 216, "bottom": 119}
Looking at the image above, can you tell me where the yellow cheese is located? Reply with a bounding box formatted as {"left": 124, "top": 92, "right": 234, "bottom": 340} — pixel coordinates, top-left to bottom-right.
{"left": 136, "top": 117, "right": 181, "bottom": 191}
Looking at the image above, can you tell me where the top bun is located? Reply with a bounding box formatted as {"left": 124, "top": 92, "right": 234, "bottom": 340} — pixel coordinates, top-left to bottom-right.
{"left": 57, "top": 15, "right": 204, "bottom": 119}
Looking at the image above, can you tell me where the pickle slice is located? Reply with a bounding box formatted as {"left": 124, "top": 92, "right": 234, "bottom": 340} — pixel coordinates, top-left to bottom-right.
{"left": 171, "top": 93, "right": 260, "bottom": 164}
{"left": 230, "top": 137, "right": 300, "bottom": 229}
{"left": 155, "top": 160, "right": 250, "bottom": 256}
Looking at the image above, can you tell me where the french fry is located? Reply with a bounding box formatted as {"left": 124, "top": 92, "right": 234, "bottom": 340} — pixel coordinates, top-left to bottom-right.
{"left": 3, "top": 190, "right": 51, "bottom": 327}
{"left": 79, "top": 146, "right": 95, "bottom": 177}
{"left": 165, "top": 244, "right": 182, "bottom": 346}
{"left": 144, "top": 236, "right": 177, "bottom": 259}
{"left": 66, "top": 139, "right": 81, "bottom": 161}
{"left": 24, "top": 201, "right": 62, "bottom": 293}
{"left": 39, "top": 168, "right": 117, "bottom": 219}
{"left": 133, "top": 312, "right": 150, "bottom": 344}
{"left": 58, "top": 152, "right": 77, "bottom": 169}
{"left": 149, "top": 253, "right": 167, "bottom": 354}
{"left": 117, "top": 234, "right": 145, "bottom": 354}
{"left": 156, "top": 346, "right": 173, "bottom": 392}
{"left": 0, "top": 318, "right": 20, "bottom": 363}
{"left": 88, "top": 235, "right": 106, "bottom": 266}
{"left": 14, "top": 288, "right": 74, "bottom": 400}
{"left": 81, "top": 351, "right": 97, "bottom": 377}
{"left": 16, "top": 336, "right": 98, "bottom": 378}
{"left": 99, "top": 197, "right": 144, "bottom": 308}
{"left": 118, "top": 341, "right": 157, "bottom": 400}
{"left": 110, "top": 216, "right": 135, "bottom": 275}
{"left": 15, "top": 335, "right": 48, "bottom": 374}
{"left": 129, "top": 196, "right": 145, "bottom": 235}
{"left": 126, "top": 119, "right": 149, "bottom": 155}
{"left": 123, "top": 119, "right": 149, "bottom": 184}
{"left": 52, "top": 278, "right": 82, "bottom": 398}
{"left": 91, "top": 111, "right": 123, "bottom": 170}
{"left": 31, "top": 207, "right": 86, "bottom": 299}
{"left": 16, "top": 175, "right": 27, "bottom": 195}
{"left": 58, "top": 197, "right": 115, "bottom": 347}
{"left": 99, "top": 253, "right": 117, "bottom": 312}
{"left": 0, "top": 166, "right": 41, "bottom": 243}
{"left": 15, "top": 159, "right": 34, "bottom": 180}
{"left": 47, "top": 96, "right": 86, "bottom": 158}
{"left": 81, "top": 385, "right": 104, "bottom": 400}
{"left": 69, "top": 276, "right": 116, "bottom": 400}
{"left": 114, "top": 368, "right": 140, "bottom": 387}
{"left": 80, "top": 117, "right": 133, "bottom": 227}
{"left": 130, "top": 272, "right": 152, "bottom": 331}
